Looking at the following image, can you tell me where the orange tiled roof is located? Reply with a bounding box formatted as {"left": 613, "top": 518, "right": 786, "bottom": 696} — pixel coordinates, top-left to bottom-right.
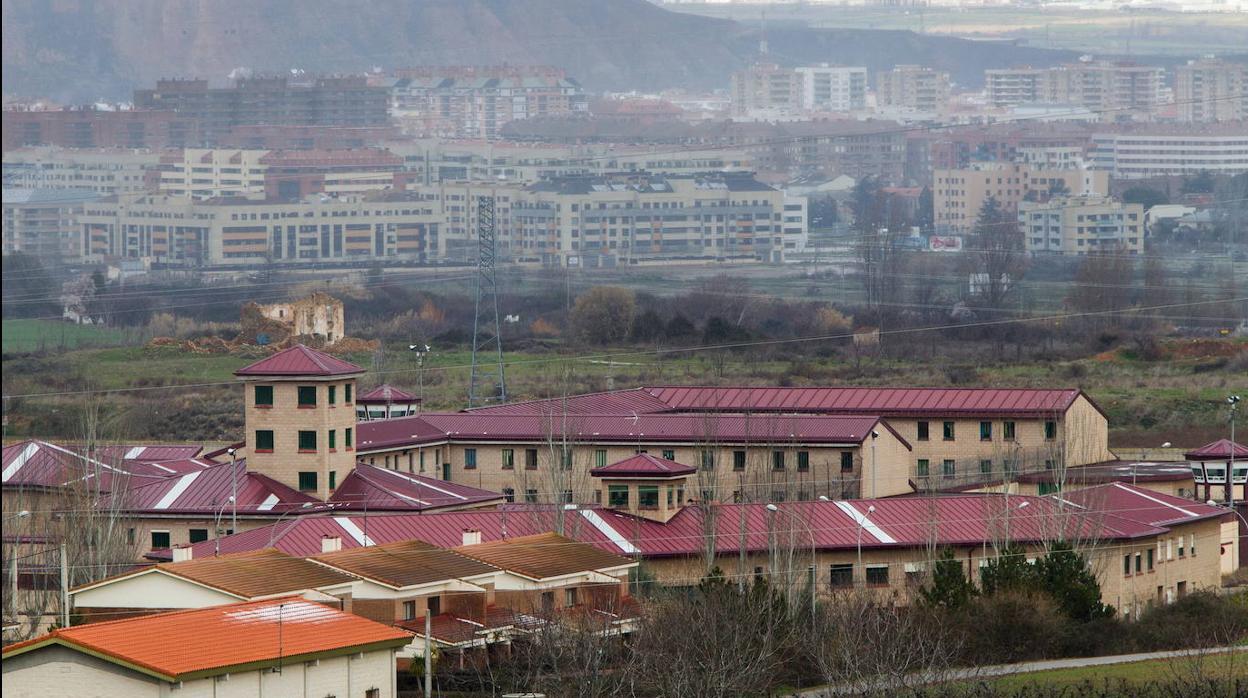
{"left": 455, "top": 532, "right": 634, "bottom": 580}
{"left": 2, "top": 597, "right": 411, "bottom": 681}
{"left": 73, "top": 549, "right": 356, "bottom": 599}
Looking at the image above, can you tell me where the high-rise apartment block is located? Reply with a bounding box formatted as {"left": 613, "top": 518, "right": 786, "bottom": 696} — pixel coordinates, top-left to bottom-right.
{"left": 1174, "top": 56, "right": 1248, "bottom": 122}
{"left": 794, "top": 65, "right": 869, "bottom": 112}
{"left": 1019, "top": 196, "right": 1144, "bottom": 256}
{"left": 874, "top": 65, "right": 952, "bottom": 113}
{"left": 985, "top": 62, "right": 1164, "bottom": 116}
{"left": 933, "top": 162, "right": 1109, "bottom": 233}
{"left": 1089, "top": 125, "right": 1248, "bottom": 178}
{"left": 732, "top": 63, "right": 867, "bottom": 117}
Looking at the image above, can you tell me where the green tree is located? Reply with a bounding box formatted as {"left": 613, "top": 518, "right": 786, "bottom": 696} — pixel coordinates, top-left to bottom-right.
{"left": 965, "top": 196, "right": 1027, "bottom": 312}
{"left": 1035, "top": 541, "right": 1113, "bottom": 621}
{"left": 919, "top": 548, "right": 976, "bottom": 609}
{"left": 570, "top": 285, "right": 636, "bottom": 344}
{"left": 1122, "top": 186, "right": 1169, "bottom": 210}
{"left": 979, "top": 544, "right": 1038, "bottom": 596}
{"left": 1, "top": 252, "right": 58, "bottom": 319}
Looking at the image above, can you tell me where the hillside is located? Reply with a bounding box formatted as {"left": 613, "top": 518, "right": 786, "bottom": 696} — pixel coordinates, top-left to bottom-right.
{"left": 1, "top": 0, "right": 1078, "bottom": 102}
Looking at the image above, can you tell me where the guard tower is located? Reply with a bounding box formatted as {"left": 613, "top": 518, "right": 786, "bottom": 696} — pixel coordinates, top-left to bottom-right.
{"left": 590, "top": 453, "right": 696, "bottom": 523}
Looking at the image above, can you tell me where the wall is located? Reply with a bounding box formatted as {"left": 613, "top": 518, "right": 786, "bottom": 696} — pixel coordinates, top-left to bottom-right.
{"left": 243, "top": 377, "right": 359, "bottom": 500}
{"left": 2, "top": 644, "right": 162, "bottom": 698}
{"left": 1102, "top": 518, "right": 1223, "bottom": 620}
{"left": 72, "top": 570, "right": 238, "bottom": 611}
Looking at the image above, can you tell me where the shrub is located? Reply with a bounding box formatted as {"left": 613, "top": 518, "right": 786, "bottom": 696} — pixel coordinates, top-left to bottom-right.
{"left": 953, "top": 591, "right": 1064, "bottom": 665}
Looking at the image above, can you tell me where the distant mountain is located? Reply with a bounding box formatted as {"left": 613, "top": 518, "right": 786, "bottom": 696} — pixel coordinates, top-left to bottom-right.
{"left": 2, "top": 0, "right": 1078, "bottom": 103}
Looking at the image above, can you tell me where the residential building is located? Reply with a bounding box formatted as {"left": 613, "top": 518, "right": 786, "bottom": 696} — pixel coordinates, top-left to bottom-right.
{"left": 927, "top": 123, "right": 1094, "bottom": 171}
{"left": 794, "top": 64, "right": 869, "bottom": 112}
{"left": 1174, "top": 57, "right": 1248, "bottom": 122}
{"left": 874, "top": 65, "right": 952, "bottom": 114}
{"left": 1, "top": 107, "right": 196, "bottom": 151}
{"left": 1, "top": 598, "right": 410, "bottom": 698}
{"left": 731, "top": 63, "right": 803, "bottom": 118}
{"left": 933, "top": 162, "right": 1110, "bottom": 232}
{"left": 387, "top": 65, "right": 587, "bottom": 140}
{"left": 2, "top": 147, "right": 161, "bottom": 196}
{"left": 2, "top": 188, "right": 100, "bottom": 262}
{"left": 156, "top": 147, "right": 404, "bottom": 200}
{"left": 1089, "top": 124, "right": 1248, "bottom": 178}
{"left": 133, "top": 76, "right": 390, "bottom": 144}
{"left": 985, "top": 62, "right": 1165, "bottom": 116}
{"left": 1018, "top": 196, "right": 1145, "bottom": 256}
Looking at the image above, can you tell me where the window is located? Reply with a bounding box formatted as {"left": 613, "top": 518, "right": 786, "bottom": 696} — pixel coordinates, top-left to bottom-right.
{"left": 1147, "top": 548, "right": 1154, "bottom": 571}
{"left": 344, "top": 383, "right": 352, "bottom": 403}
{"left": 403, "top": 601, "right": 416, "bottom": 620}
{"left": 427, "top": 597, "right": 440, "bottom": 616}
{"left": 329, "top": 471, "right": 337, "bottom": 490}
{"left": 328, "top": 429, "right": 336, "bottom": 450}
{"left": 541, "top": 591, "right": 555, "bottom": 613}
{"left": 733, "top": 450, "right": 747, "bottom": 471}
{"left": 638, "top": 486, "right": 659, "bottom": 509}
{"left": 1189, "top": 534, "right": 1195, "bottom": 556}
{"left": 127, "top": 528, "right": 135, "bottom": 545}
{"left": 525, "top": 449, "right": 539, "bottom": 469}
{"left": 980, "top": 422, "right": 992, "bottom": 441}
{"left": 464, "top": 448, "right": 477, "bottom": 469}
{"left": 608, "top": 485, "right": 629, "bottom": 508}
{"left": 503, "top": 488, "right": 515, "bottom": 503}
{"left": 562, "top": 489, "right": 573, "bottom": 503}
{"left": 189, "top": 529, "right": 208, "bottom": 543}
{"left": 345, "top": 427, "right": 353, "bottom": 449}
{"left": 980, "top": 459, "right": 992, "bottom": 474}
{"left": 1124, "top": 554, "right": 1131, "bottom": 576}
{"left": 840, "top": 451, "right": 854, "bottom": 472}
{"left": 1178, "top": 537, "right": 1186, "bottom": 557}
{"left": 561, "top": 448, "right": 573, "bottom": 470}
{"left": 830, "top": 563, "right": 854, "bottom": 588}
{"left": 1135, "top": 552, "right": 1142, "bottom": 574}
{"left": 917, "top": 421, "right": 930, "bottom": 441}
{"left": 525, "top": 489, "right": 538, "bottom": 503}
{"left": 701, "top": 450, "right": 715, "bottom": 471}
{"left": 662, "top": 449, "right": 676, "bottom": 460}
{"left": 594, "top": 449, "right": 607, "bottom": 468}
{"left": 1044, "top": 420, "right": 1057, "bottom": 440}
{"left": 297, "top": 385, "right": 316, "bottom": 407}
{"left": 255, "top": 429, "right": 274, "bottom": 452}
{"left": 942, "top": 459, "right": 956, "bottom": 478}
{"left": 917, "top": 459, "right": 930, "bottom": 477}
{"left": 151, "top": 530, "right": 171, "bottom": 549}
{"left": 797, "top": 451, "right": 810, "bottom": 471}
{"left": 298, "top": 430, "right": 317, "bottom": 452}
{"left": 943, "top": 422, "right": 955, "bottom": 441}
{"left": 1003, "top": 421, "right": 1016, "bottom": 440}
{"left": 866, "top": 565, "right": 889, "bottom": 586}
{"left": 565, "top": 588, "right": 578, "bottom": 607}
{"left": 328, "top": 385, "right": 337, "bottom": 405}
{"left": 772, "top": 451, "right": 786, "bottom": 470}
{"left": 254, "top": 384, "right": 273, "bottom": 407}
{"left": 298, "top": 472, "right": 318, "bottom": 492}
{"left": 502, "top": 449, "right": 515, "bottom": 470}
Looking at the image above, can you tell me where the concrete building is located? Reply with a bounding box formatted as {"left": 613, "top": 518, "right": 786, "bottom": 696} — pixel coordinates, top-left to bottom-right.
{"left": 2, "top": 147, "right": 161, "bottom": 196}
{"left": 2, "top": 188, "right": 100, "bottom": 262}
{"left": 1019, "top": 196, "right": 1145, "bottom": 256}
{"left": 874, "top": 65, "right": 952, "bottom": 114}
{"left": 794, "top": 64, "right": 869, "bottom": 112}
{"left": 985, "top": 62, "right": 1165, "bottom": 116}
{"left": 933, "top": 162, "right": 1110, "bottom": 232}
{"left": 731, "top": 63, "right": 803, "bottom": 118}
{"left": 1, "top": 598, "right": 409, "bottom": 698}
{"left": 1175, "top": 57, "right": 1248, "bottom": 122}
{"left": 157, "top": 148, "right": 404, "bottom": 200}
{"left": 1090, "top": 125, "right": 1248, "bottom": 178}
{"left": 387, "top": 65, "right": 588, "bottom": 140}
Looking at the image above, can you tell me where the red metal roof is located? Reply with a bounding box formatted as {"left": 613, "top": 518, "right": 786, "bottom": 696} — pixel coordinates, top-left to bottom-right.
{"left": 2, "top": 440, "right": 169, "bottom": 492}
{"left": 356, "top": 383, "right": 419, "bottom": 404}
{"left": 590, "top": 453, "right": 697, "bottom": 478}
{"left": 2, "top": 598, "right": 411, "bottom": 681}
{"left": 233, "top": 344, "right": 363, "bottom": 377}
{"left": 327, "top": 463, "right": 504, "bottom": 512}
{"left": 1060, "top": 483, "right": 1228, "bottom": 528}
{"left": 357, "top": 412, "right": 892, "bottom": 450}
{"left": 1184, "top": 439, "right": 1248, "bottom": 461}
{"left": 103, "top": 461, "right": 321, "bottom": 514}
{"left": 466, "top": 388, "right": 672, "bottom": 416}
{"left": 643, "top": 386, "right": 1088, "bottom": 417}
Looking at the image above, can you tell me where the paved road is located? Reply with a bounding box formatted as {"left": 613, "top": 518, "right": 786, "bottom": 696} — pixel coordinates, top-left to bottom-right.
{"left": 797, "top": 645, "right": 1247, "bottom": 696}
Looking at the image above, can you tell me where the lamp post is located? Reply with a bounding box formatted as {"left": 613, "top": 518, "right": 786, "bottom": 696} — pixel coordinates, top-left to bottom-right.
{"left": 1208, "top": 499, "right": 1247, "bottom": 569}
{"left": 266, "top": 502, "right": 319, "bottom": 548}
{"left": 855, "top": 504, "right": 876, "bottom": 589}
{"left": 227, "top": 447, "right": 238, "bottom": 535}
{"left": 766, "top": 503, "right": 817, "bottom": 628}
{"left": 1229, "top": 396, "right": 1241, "bottom": 509}
{"left": 1136, "top": 441, "right": 1171, "bottom": 487}
{"left": 213, "top": 496, "right": 236, "bottom": 557}
{"left": 409, "top": 344, "right": 431, "bottom": 408}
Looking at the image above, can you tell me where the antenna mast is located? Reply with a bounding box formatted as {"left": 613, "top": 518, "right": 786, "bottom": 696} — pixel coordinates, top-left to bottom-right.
{"left": 469, "top": 195, "right": 507, "bottom": 407}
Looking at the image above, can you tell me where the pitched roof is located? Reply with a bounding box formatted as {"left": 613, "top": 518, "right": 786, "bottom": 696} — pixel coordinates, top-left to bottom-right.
{"left": 1184, "top": 439, "right": 1248, "bottom": 461}
{"left": 313, "top": 539, "right": 497, "bottom": 588}
{"left": 357, "top": 384, "right": 419, "bottom": 404}
{"left": 2, "top": 440, "right": 170, "bottom": 492}
{"left": 469, "top": 386, "right": 1095, "bottom": 419}
{"left": 74, "top": 549, "right": 356, "bottom": 599}
{"left": 1059, "top": 483, "right": 1228, "bottom": 528}
{"left": 394, "top": 606, "right": 541, "bottom": 646}
{"left": 590, "top": 453, "right": 696, "bottom": 478}
{"left": 455, "top": 532, "right": 635, "bottom": 579}
{"left": 233, "top": 344, "right": 363, "bottom": 377}
{"left": 103, "top": 460, "right": 321, "bottom": 514}
{"left": 327, "top": 463, "right": 504, "bottom": 512}
{"left": 2, "top": 598, "right": 411, "bottom": 681}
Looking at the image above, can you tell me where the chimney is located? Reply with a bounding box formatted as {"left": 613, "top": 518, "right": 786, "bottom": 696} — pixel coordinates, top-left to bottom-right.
{"left": 172, "top": 545, "right": 193, "bottom": 563}
{"left": 461, "top": 529, "right": 481, "bottom": 546}
{"left": 321, "top": 535, "right": 342, "bottom": 554}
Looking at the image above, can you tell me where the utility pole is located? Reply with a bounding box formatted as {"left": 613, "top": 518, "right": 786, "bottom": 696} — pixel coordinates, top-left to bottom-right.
{"left": 424, "top": 612, "right": 433, "bottom": 698}
{"left": 229, "top": 447, "right": 238, "bottom": 534}
{"left": 468, "top": 195, "right": 507, "bottom": 407}
{"left": 1230, "top": 396, "right": 1241, "bottom": 509}
{"left": 59, "top": 542, "right": 69, "bottom": 628}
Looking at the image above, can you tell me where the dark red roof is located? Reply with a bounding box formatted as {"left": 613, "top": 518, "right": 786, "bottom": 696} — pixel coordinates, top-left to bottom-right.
{"left": 233, "top": 344, "right": 363, "bottom": 377}
{"left": 1017, "top": 460, "right": 1194, "bottom": 484}
{"left": 1185, "top": 439, "right": 1248, "bottom": 461}
{"left": 357, "top": 384, "right": 419, "bottom": 404}
{"left": 2, "top": 440, "right": 170, "bottom": 492}
{"left": 469, "top": 386, "right": 1094, "bottom": 419}
{"left": 1060, "top": 483, "right": 1228, "bottom": 528}
{"left": 327, "top": 463, "right": 504, "bottom": 512}
{"left": 590, "top": 453, "right": 696, "bottom": 478}
{"left": 103, "top": 461, "right": 322, "bottom": 514}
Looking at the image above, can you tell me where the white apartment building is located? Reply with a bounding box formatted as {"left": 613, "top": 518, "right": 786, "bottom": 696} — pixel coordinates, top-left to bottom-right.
{"left": 158, "top": 148, "right": 269, "bottom": 199}
{"left": 2, "top": 147, "right": 159, "bottom": 196}
{"left": 1089, "top": 126, "right": 1248, "bottom": 178}
{"left": 1019, "top": 196, "right": 1145, "bottom": 256}
{"left": 795, "top": 65, "right": 868, "bottom": 112}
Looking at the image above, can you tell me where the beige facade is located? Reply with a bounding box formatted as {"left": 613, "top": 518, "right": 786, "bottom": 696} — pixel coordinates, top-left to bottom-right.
{"left": 875, "top": 65, "right": 952, "bottom": 113}
{"left": 1175, "top": 57, "right": 1248, "bottom": 123}
{"left": 256, "top": 293, "right": 346, "bottom": 343}
{"left": 2, "top": 147, "right": 160, "bottom": 196}
{"left": 1019, "top": 196, "right": 1144, "bottom": 256}
{"left": 985, "top": 62, "right": 1164, "bottom": 115}
{"left": 242, "top": 375, "right": 361, "bottom": 500}
{"left": 732, "top": 63, "right": 803, "bottom": 118}
{"left": 933, "top": 162, "right": 1110, "bottom": 232}
{"left": 159, "top": 148, "right": 269, "bottom": 199}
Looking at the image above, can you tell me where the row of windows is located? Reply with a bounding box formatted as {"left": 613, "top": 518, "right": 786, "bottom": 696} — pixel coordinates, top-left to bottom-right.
{"left": 458, "top": 447, "right": 855, "bottom": 473}
{"left": 915, "top": 420, "right": 1056, "bottom": 442}
{"left": 916, "top": 457, "right": 1057, "bottom": 478}
{"left": 1123, "top": 535, "right": 1196, "bottom": 576}
{"left": 254, "top": 428, "right": 352, "bottom": 456}
{"left": 254, "top": 383, "right": 353, "bottom": 408}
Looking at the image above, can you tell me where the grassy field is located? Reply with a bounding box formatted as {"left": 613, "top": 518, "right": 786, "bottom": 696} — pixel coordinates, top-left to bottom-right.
{"left": 1, "top": 319, "right": 143, "bottom": 354}
{"left": 978, "top": 651, "right": 1247, "bottom": 691}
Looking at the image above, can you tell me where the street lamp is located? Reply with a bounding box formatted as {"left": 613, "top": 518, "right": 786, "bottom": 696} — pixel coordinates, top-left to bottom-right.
{"left": 213, "top": 496, "right": 236, "bottom": 556}
{"left": 766, "top": 503, "right": 817, "bottom": 627}
{"left": 1229, "top": 396, "right": 1241, "bottom": 509}
{"left": 227, "top": 447, "right": 238, "bottom": 534}
{"left": 856, "top": 504, "right": 876, "bottom": 588}
{"left": 1208, "top": 499, "right": 1247, "bottom": 569}
{"left": 409, "top": 344, "right": 431, "bottom": 407}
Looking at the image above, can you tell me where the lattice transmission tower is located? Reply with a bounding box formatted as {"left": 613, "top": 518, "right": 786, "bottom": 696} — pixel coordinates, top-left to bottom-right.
{"left": 468, "top": 195, "right": 507, "bottom": 407}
